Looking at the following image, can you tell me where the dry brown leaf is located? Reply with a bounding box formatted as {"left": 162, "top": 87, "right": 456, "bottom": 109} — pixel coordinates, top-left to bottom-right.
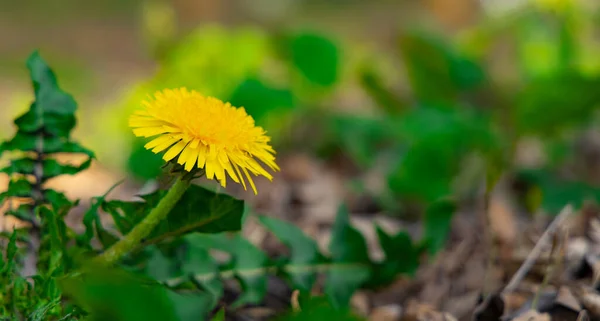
{"left": 555, "top": 286, "right": 582, "bottom": 312}
{"left": 369, "top": 305, "right": 403, "bottom": 321}
{"left": 502, "top": 292, "right": 530, "bottom": 314}
{"left": 403, "top": 301, "right": 457, "bottom": 321}
{"left": 488, "top": 194, "right": 517, "bottom": 259}
{"left": 576, "top": 286, "right": 600, "bottom": 318}
{"left": 511, "top": 310, "right": 550, "bottom": 321}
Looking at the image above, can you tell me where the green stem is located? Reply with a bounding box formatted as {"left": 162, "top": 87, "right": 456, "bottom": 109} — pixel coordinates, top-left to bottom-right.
{"left": 94, "top": 177, "right": 191, "bottom": 266}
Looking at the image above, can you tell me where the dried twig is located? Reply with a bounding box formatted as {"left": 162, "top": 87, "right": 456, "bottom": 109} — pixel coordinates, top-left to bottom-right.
{"left": 502, "top": 204, "right": 574, "bottom": 294}
{"left": 531, "top": 230, "right": 562, "bottom": 310}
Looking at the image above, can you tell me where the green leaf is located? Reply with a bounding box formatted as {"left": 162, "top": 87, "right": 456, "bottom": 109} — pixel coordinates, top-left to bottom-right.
{"left": 1, "top": 157, "right": 92, "bottom": 181}
{"left": 127, "top": 138, "right": 164, "bottom": 180}
{"left": 387, "top": 107, "right": 495, "bottom": 203}
{"left": 145, "top": 248, "right": 176, "bottom": 282}
{"left": 329, "top": 114, "right": 397, "bottom": 168}
{"left": 5, "top": 204, "right": 35, "bottom": 223}
{"left": 423, "top": 199, "right": 456, "bottom": 254}
{"left": 287, "top": 31, "right": 340, "bottom": 87}
{"left": 38, "top": 207, "right": 66, "bottom": 275}
{"left": 276, "top": 295, "right": 365, "bottom": 321}
{"left": 2, "top": 178, "right": 33, "bottom": 198}
{"left": 325, "top": 205, "right": 371, "bottom": 308}
{"left": 359, "top": 66, "right": 407, "bottom": 115}
{"left": 185, "top": 233, "right": 268, "bottom": 308}
{"left": 1, "top": 157, "right": 35, "bottom": 175}
{"left": 259, "top": 216, "right": 323, "bottom": 292}
{"left": 44, "top": 189, "right": 72, "bottom": 210}
{"left": 77, "top": 182, "right": 123, "bottom": 250}
{"left": 79, "top": 198, "right": 109, "bottom": 248}
{"left": 27, "top": 299, "right": 62, "bottom": 321}
{"left": 16, "top": 51, "right": 77, "bottom": 137}
{"left": 516, "top": 71, "right": 600, "bottom": 136}
{"left": 1, "top": 132, "right": 94, "bottom": 157}
{"left": 3, "top": 229, "right": 18, "bottom": 274}
{"left": 104, "top": 184, "right": 244, "bottom": 247}
{"left": 181, "top": 244, "right": 223, "bottom": 309}
{"left": 42, "top": 157, "right": 93, "bottom": 180}
{"left": 60, "top": 265, "right": 179, "bottom": 321}
{"left": 368, "top": 227, "right": 420, "bottom": 287}
{"left": 517, "top": 169, "right": 600, "bottom": 213}
{"left": 168, "top": 290, "right": 214, "bottom": 321}
{"left": 398, "top": 31, "right": 485, "bottom": 104}
{"left": 210, "top": 308, "right": 225, "bottom": 321}
{"left": 228, "top": 78, "right": 295, "bottom": 123}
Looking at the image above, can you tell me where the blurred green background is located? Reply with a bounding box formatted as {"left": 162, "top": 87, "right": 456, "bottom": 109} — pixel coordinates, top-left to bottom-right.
{"left": 3, "top": 0, "right": 600, "bottom": 217}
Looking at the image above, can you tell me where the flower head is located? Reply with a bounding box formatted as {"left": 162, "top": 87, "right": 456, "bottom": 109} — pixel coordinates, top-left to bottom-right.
{"left": 129, "top": 88, "right": 279, "bottom": 194}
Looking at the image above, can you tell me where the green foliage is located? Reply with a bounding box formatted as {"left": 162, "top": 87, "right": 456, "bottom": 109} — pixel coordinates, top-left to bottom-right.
{"left": 5, "top": 0, "right": 600, "bottom": 318}
{"left": 98, "top": 184, "right": 245, "bottom": 249}
{"left": 61, "top": 265, "right": 179, "bottom": 321}
{"left": 515, "top": 71, "right": 600, "bottom": 136}
{"left": 0, "top": 51, "right": 93, "bottom": 319}
{"left": 422, "top": 200, "right": 457, "bottom": 254}
{"left": 0, "top": 52, "right": 252, "bottom": 320}
{"left": 398, "top": 30, "right": 485, "bottom": 104}
{"left": 516, "top": 169, "right": 600, "bottom": 214}
{"left": 158, "top": 205, "right": 422, "bottom": 317}
{"left": 387, "top": 106, "right": 496, "bottom": 204}
{"left": 229, "top": 78, "right": 296, "bottom": 123}
{"left": 276, "top": 295, "right": 365, "bottom": 321}
{"left": 127, "top": 139, "right": 164, "bottom": 181}
{"left": 286, "top": 31, "right": 340, "bottom": 88}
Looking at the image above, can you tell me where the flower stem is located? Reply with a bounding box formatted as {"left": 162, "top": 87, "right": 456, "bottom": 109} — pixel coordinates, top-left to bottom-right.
{"left": 94, "top": 177, "right": 191, "bottom": 266}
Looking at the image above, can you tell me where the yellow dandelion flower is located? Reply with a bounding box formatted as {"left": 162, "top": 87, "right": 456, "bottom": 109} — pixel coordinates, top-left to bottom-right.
{"left": 129, "top": 88, "right": 279, "bottom": 194}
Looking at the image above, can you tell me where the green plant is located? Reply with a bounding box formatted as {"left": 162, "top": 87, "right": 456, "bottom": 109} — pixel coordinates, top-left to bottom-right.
{"left": 0, "top": 51, "right": 424, "bottom": 320}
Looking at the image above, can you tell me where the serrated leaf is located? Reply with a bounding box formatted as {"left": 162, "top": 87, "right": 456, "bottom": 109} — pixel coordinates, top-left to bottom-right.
{"left": 1, "top": 132, "right": 94, "bottom": 157}
{"left": 288, "top": 31, "right": 340, "bottom": 87}
{"left": 3, "top": 179, "right": 33, "bottom": 198}
{"left": 423, "top": 199, "right": 456, "bottom": 254}
{"left": 43, "top": 189, "right": 72, "bottom": 210}
{"left": 17, "top": 51, "right": 77, "bottom": 137}
{"left": 259, "top": 216, "right": 322, "bottom": 292}
{"left": 3, "top": 230, "right": 18, "bottom": 274}
{"left": 1, "top": 158, "right": 35, "bottom": 175}
{"left": 77, "top": 182, "right": 122, "bottom": 249}
{"left": 39, "top": 207, "right": 65, "bottom": 274}
{"left": 105, "top": 184, "right": 244, "bottom": 247}
{"left": 42, "top": 157, "right": 93, "bottom": 180}
{"left": 185, "top": 233, "right": 268, "bottom": 308}
{"left": 0, "top": 157, "right": 92, "bottom": 181}
{"left": 325, "top": 205, "right": 371, "bottom": 308}
{"left": 5, "top": 204, "right": 35, "bottom": 226}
